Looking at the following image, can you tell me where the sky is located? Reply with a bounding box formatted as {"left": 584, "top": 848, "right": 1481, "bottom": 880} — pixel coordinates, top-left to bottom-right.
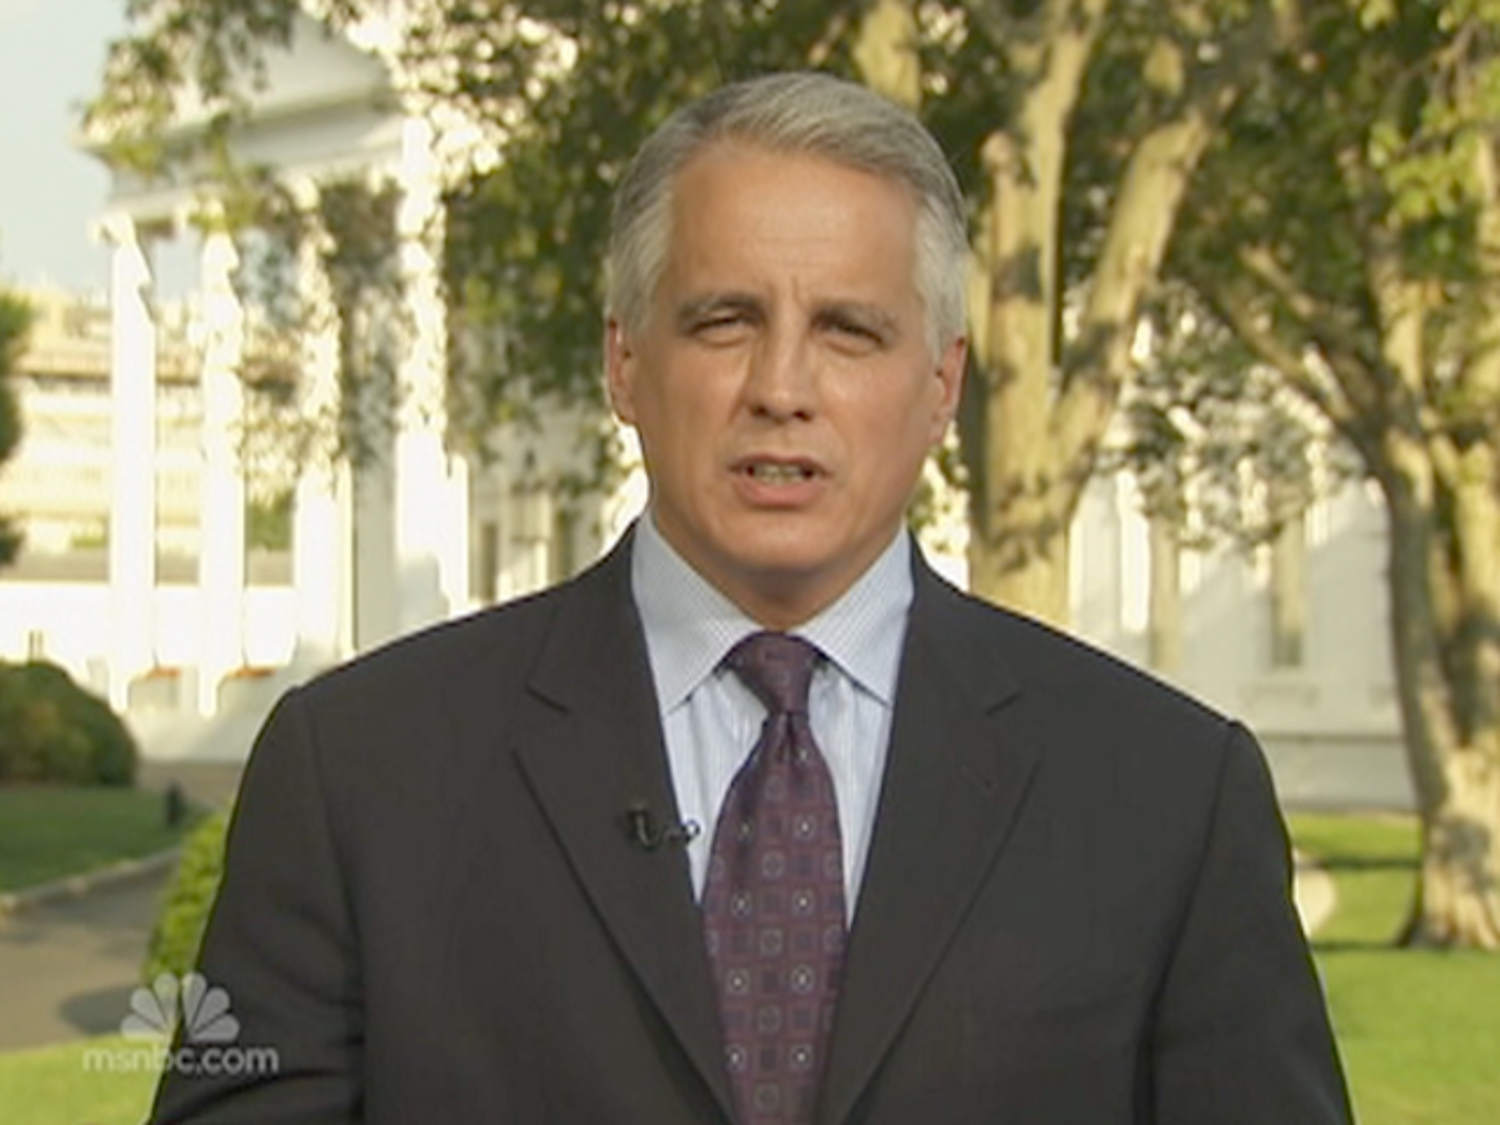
{"left": 0, "top": 0, "right": 127, "bottom": 294}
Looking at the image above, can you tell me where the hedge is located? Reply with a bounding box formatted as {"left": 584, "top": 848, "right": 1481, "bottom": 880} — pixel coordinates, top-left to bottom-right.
{"left": 0, "top": 660, "right": 138, "bottom": 785}
{"left": 143, "top": 807, "right": 230, "bottom": 983}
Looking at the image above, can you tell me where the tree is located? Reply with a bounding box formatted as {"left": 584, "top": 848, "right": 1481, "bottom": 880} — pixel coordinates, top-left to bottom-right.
{"left": 87, "top": 0, "right": 1297, "bottom": 625}
{"left": 422, "top": 0, "right": 1294, "bottom": 624}
{"left": 937, "top": 1, "right": 1295, "bottom": 622}
{"left": 0, "top": 279, "right": 31, "bottom": 566}
{"left": 1161, "top": 0, "right": 1500, "bottom": 948}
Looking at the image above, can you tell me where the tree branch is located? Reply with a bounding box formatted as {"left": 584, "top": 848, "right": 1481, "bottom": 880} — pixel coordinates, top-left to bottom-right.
{"left": 1052, "top": 3, "right": 1285, "bottom": 488}
{"left": 1233, "top": 243, "right": 1390, "bottom": 414}
{"left": 1188, "top": 267, "right": 1377, "bottom": 461}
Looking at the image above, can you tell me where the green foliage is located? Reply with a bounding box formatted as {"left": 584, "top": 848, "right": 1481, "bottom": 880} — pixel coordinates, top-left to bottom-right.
{"left": 142, "top": 806, "right": 229, "bottom": 983}
{"left": 0, "top": 283, "right": 32, "bottom": 566}
{"left": 0, "top": 661, "right": 138, "bottom": 786}
{"left": 1148, "top": 0, "right": 1500, "bottom": 542}
{"left": 0, "top": 286, "right": 27, "bottom": 452}
{"left": 245, "top": 487, "right": 292, "bottom": 551}
{"left": 230, "top": 175, "right": 404, "bottom": 478}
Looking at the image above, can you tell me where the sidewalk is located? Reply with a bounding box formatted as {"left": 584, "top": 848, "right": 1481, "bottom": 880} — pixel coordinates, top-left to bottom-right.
{"left": 0, "top": 872, "right": 167, "bottom": 1051}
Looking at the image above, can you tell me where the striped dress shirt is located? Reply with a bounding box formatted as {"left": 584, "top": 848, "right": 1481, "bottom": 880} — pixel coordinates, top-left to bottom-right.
{"left": 630, "top": 510, "right": 913, "bottom": 922}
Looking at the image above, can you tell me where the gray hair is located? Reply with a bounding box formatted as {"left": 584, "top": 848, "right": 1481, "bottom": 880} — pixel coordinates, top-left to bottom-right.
{"left": 606, "top": 71, "right": 968, "bottom": 359}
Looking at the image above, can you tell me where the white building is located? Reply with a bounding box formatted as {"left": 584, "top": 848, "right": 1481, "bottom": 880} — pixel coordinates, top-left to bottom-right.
{"left": 0, "top": 11, "right": 1409, "bottom": 807}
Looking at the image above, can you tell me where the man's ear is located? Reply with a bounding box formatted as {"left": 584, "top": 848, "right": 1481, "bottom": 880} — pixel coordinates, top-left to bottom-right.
{"left": 604, "top": 317, "right": 638, "bottom": 425}
{"left": 929, "top": 335, "right": 967, "bottom": 444}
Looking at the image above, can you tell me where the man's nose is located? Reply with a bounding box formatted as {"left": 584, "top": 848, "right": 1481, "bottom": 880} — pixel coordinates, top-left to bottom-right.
{"left": 743, "top": 329, "right": 817, "bottom": 422}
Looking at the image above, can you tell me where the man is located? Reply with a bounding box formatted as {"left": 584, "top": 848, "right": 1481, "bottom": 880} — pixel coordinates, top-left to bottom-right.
{"left": 149, "top": 72, "right": 1350, "bottom": 1123}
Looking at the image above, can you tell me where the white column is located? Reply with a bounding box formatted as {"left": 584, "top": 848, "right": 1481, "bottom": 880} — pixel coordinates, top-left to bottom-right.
{"left": 352, "top": 432, "right": 398, "bottom": 650}
{"left": 194, "top": 216, "right": 246, "bottom": 715}
{"left": 104, "top": 214, "right": 157, "bottom": 713}
{"left": 1118, "top": 473, "right": 1151, "bottom": 636}
{"left": 393, "top": 116, "right": 468, "bottom": 634}
{"left": 447, "top": 453, "right": 471, "bottom": 614}
{"left": 293, "top": 462, "right": 353, "bottom": 661}
{"left": 289, "top": 180, "right": 353, "bottom": 665}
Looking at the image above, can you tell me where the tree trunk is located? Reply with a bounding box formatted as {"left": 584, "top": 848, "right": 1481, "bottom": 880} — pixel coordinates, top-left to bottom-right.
{"left": 968, "top": 510, "right": 1072, "bottom": 626}
{"left": 1368, "top": 136, "right": 1500, "bottom": 947}
{"left": 963, "top": 8, "right": 1100, "bottom": 627}
{"left": 1408, "top": 761, "right": 1500, "bottom": 949}
{"left": 1383, "top": 482, "right": 1500, "bottom": 948}
{"left": 966, "top": 22, "right": 1232, "bottom": 627}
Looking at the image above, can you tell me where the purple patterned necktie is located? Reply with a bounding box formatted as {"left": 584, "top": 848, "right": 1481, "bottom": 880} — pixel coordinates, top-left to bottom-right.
{"left": 702, "top": 632, "right": 847, "bottom": 1125}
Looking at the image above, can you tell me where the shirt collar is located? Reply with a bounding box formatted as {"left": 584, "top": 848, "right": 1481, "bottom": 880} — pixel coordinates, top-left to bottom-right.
{"left": 631, "top": 508, "right": 913, "bottom": 710}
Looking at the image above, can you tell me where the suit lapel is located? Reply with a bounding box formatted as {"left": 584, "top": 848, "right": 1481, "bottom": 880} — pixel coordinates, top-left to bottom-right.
{"left": 512, "top": 532, "right": 736, "bottom": 1122}
{"left": 818, "top": 555, "right": 1042, "bottom": 1125}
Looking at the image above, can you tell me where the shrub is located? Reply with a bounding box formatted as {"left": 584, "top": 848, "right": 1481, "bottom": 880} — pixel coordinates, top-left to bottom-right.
{"left": 0, "top": 661, "right": 138, "bottom": 785}
{"left": 143, "top": 807, "right": 229, "bottom": 983}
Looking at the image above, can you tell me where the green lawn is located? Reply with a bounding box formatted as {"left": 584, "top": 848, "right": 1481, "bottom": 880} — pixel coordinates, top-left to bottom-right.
{"left": 0, "top": 1035, "right": 159, "bottom": 1125}
{"left": 1289, "top": 813, "right": 1500, "bottom": 1124}
{"left": 0, "top": 786, "right": 199, "bottom": 892}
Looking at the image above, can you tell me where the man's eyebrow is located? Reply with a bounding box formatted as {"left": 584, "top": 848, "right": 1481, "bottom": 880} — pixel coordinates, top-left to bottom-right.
{"left": 672, "top": 293, "right": 902, "bottom": 339}
{"left": 674, "top": 292, "right": 764, "bottom": 329}
{"left": 814, "top": 301, "right": 901, "bottom": 339}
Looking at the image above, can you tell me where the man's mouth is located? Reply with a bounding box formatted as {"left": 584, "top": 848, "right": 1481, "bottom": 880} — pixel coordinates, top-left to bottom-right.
{"left": 742, "top": 461, "right": 818, "bottom": 483}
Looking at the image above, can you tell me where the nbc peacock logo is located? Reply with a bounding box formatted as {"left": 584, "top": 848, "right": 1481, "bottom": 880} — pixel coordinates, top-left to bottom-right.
{"left": 121, "top": 972, "right": 241, "bottom": 1044}
{"left": 86, "top": 971, "right": 277, "bottom": 1076}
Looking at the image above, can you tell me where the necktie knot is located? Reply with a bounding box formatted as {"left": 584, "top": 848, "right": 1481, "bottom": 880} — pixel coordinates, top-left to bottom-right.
{"left": 726, "top": 631, "right": 820, "bottom": 717}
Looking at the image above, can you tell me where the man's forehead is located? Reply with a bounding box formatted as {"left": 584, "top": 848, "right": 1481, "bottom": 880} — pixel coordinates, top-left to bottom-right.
{"left": 640, "top": 138, "right": 925, "bottom": 327}
{"left": 667, "top": 137, "right": 916, "bottom": 208}
{"left": 661, "top": 141, "right": 919, "bottom": 262}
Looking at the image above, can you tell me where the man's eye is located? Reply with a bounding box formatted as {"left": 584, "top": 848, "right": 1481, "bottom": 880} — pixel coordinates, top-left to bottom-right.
{"left": 827, "top": 320, "right": 882, "bottom": 348}
{"left": 693, "top": 313, "right": 746, "bottom": 333}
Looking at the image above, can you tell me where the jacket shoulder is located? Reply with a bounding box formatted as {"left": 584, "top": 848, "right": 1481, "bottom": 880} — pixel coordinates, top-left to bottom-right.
{"left": 293, "top": 548, "right": 616, "bottom": 715}
{"left": 922, "top": 570, "right": 1231, "bottom": 742}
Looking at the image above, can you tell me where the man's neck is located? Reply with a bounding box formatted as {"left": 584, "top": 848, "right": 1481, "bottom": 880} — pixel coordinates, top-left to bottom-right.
{"left": 642, "top": 509, "right": 904, "bottom": 631}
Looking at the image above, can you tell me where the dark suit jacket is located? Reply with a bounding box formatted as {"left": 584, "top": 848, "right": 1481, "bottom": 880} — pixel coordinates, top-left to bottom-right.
{"left": 149, "top": 531, "right": 1350, "bottom": 1123}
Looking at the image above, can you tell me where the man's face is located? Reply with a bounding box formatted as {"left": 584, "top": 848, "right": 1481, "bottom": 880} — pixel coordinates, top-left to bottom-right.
{"left": 606, "top": 142, "right": 965, "bottom": 626}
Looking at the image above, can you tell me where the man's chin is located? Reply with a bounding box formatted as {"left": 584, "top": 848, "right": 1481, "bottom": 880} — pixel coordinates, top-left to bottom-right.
{"left": 714, "top": 535, "right": 839, "bottom": 584}
{"left": 711, "top": 545, "right": 871, "bottom": 622}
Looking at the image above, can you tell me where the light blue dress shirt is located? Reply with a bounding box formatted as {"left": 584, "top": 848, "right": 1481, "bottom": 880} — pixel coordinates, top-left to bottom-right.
{"left": 630, "top": 511, "right": 913, "bottom": 922}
